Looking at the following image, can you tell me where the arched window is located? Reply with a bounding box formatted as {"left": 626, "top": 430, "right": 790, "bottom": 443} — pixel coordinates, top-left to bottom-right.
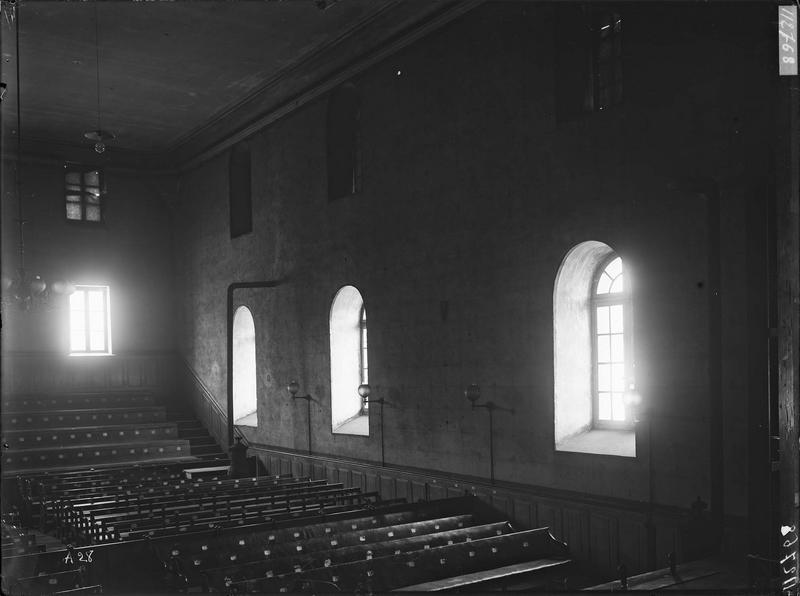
{"left": 592, "top": 256, "right": 630, "bottom": 425}
{"left": 233, "top": 305, "right": 257, "bottom": 427}
{"left": 229, "top": 142, "right": 252, "bottom": 238}
{"left": 330, "top": 285, "right": 368, "bottom": 435}
{"left": 554, "top": 241, "right": 634, "bottom": 456}
{"left": 326, "top": 83, "right": 361, "bottom": 201}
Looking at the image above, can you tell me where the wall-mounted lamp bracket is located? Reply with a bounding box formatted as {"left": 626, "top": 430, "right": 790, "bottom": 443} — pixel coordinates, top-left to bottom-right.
{"left": 287, "top": 380, "right": 313, "bottom": 455}
{"left": 359, "top": 384, "right": 386, "bottom": 467}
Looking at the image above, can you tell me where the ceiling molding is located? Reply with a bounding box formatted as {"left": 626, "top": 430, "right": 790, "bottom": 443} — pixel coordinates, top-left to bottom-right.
{"left": 13, "top": 0, "right": 484, "bottom": 173}
{"left": 175, "top": 0, "right": 485, "bottom": 173}
{"left": 165, "top": 0, "right": 405, "bottom": 155}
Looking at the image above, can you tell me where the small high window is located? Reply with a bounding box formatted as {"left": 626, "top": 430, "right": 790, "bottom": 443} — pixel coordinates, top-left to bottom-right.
{"left": 555, "top": 6, "right": 623, "bottom": 121}
{"left": 326, "top": 84, "right": 361, "bottom": 201}
{"left": 591, "top": 11, "right": 623, "bottom": 111}
{"left": 69, "top": 285, "right": 112, "bottom": 355}
{"left": 330, "top": 285, "right": 368, "bottom": 435}
{"left": 229, "top": 142, "right": 252, "bottom": 238}
{"left": 65, "top": 166, "right": 103, "bottom": 222}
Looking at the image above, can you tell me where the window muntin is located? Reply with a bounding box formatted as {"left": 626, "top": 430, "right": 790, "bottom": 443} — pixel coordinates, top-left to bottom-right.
{"left": 65, "top": 167, "right": 103, "bottom": 222}
{"left": 592, "top": 256, "right": 629, "bottom": 425}
{"left": 69, "top": 285, "right": 111, "bottom": 355}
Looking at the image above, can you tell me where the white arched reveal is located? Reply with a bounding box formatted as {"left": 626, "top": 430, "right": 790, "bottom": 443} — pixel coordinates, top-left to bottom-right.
{"left": 330, "top": 285, "right": 368, "bottom": 435}
{"left": 233, "top": 305, "right": 257, "bottom": 426}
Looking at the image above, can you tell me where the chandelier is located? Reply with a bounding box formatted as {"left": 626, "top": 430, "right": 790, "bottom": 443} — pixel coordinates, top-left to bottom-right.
{"left": 1, "top": 0, "right": 74, "bottom": 311}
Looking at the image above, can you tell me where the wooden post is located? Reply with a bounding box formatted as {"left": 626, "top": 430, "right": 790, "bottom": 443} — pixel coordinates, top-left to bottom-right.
{"left": 776, "top": 66, "right": 799, "bottom": 595}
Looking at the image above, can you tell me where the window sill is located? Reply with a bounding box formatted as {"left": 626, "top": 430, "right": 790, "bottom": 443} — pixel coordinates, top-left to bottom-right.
{"left": 332, "top": 414, "right": 369, "bottom": 437}
{"left": 69, "top": 352, "right": 114, "bottom": 357}
{"left": 234, "top": 412, "right": 257, "bottom": 427}
{"left": 556, "top": 428, "right": 635, "bottom": 458}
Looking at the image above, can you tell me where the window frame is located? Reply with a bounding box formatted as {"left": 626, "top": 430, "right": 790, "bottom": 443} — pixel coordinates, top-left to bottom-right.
{"left": 69, "top": 285, "right": 112, "bottom": 356}
{"left": 589, "top": 9, "right": 623, "bottom": 112}
{"left": 359, "top": 304, "right": 369, "bottom": 415}
{"left": 64, "top": 165, "right": 104, "bottom": 223}
{"left": 326, "top": 83, "right": 362, "bottom": 201}
{"left": 590, "top": 255, "right": 632, "bottom": 429}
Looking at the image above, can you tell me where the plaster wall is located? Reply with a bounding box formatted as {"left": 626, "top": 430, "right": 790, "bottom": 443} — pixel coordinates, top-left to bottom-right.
{"left": 172, "top": 2, "right": 772, "bottom": 519}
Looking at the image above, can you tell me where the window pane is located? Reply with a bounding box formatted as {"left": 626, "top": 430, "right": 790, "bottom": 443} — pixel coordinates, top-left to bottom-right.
{"left": 66, "top": 184, "right": 82, "bottom": 193}
{"left": 609, "top": 304, "right": 624, "bottom": 333}
{"left": 598, "top": 363, "right": 611, "bottom": 392}
{"left": 596, "top": 306, "right": 609, "bottom": 334}
{"left": 86, "top": 206, "right": 101, "bottom": 221}
{"left": 70, "top": 329, "right": 86, "bottom": 352}
{"left": 610, "top": 334, "right": 624, "bottom": 362}
{"left": 604, "top": 257, "right": 622, "bottom": 279}
{"left": 611, "top": 393, "right": 626, "bottom": 421}
{"left": 88, "top": 290, "right": 104, "bottom": 311}
{"left": 89, "top": 311, "right": 105, "bottom": 333}
{"left": 84, "top": 171, "right": 99, "bottom": 186}
{"left": 611, "top": 363, "right": 625, "bottom": 391}
{"left": 70, "top": 290, "right": 85, "bottom": 312}
{"left": 89, "top": 332, "right": 106, "bottom": 352}
{"left": 596, "top": 273, "right": 612, "bottom": 294}
{"left": 597, "top": 334, "right": 610, "bottom": 363}
{"left": 86, "top": 191, "right": 100, "bottom": 204}
{"left": 609, "top": 273, "right": 624, "bottom": 293}
{"left": 66, "top": 204, "right": 82, "bottom": 220}
{"left": 598, "top": 393, "right": 612, "bottom": 420}
{"left": 65, "top": 172, "right": 81, "bottom": 185}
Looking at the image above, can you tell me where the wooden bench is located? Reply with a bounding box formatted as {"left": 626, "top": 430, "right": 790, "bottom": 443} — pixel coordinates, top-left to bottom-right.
{"left": 170, "top": 514, "right": 478, "bottom": 588}
{"left": 2, "top": 391, "right": 155, "bottom": 412}
{"left": 233, "top": 526, "right": 569, "bottom": 593}
{"left": 184, "top": 465, "right": 230, "bottom": 480}
{"left": 4, "top": 422, "right": 180, "bottom": 449}
{"left": 3, "top": 406, "right": 168, "bottom": 429}
{"left": 584, "top": 556, "right": 726, "bottom": 591}
{"left": 201, "top": 519, "right": 510, "bottom": 590}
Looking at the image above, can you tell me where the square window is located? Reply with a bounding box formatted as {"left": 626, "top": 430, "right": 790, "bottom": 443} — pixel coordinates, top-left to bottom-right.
{"left": 64, "top": 166, "right": 104, "bottom": 223}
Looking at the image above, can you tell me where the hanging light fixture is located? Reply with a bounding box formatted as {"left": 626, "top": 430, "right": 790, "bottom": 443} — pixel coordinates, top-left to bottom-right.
{"left": 83, "top": 0, "right": 114, "bottom": 154}
{"left": 1, "top": 0, "right": 74, "bottom": 312}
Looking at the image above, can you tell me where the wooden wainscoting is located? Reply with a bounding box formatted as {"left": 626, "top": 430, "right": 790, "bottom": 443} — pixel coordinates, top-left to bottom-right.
{"left": 246, "top": 443, "right": 692, "bottom": 579}
{"left": 1, "top": 351, "right": 178, "bottom": 397}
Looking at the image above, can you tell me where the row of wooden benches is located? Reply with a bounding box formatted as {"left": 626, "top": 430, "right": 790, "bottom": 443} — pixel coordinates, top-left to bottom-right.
{"left": 146, "top": 500, "right": 571, "bottom": 593}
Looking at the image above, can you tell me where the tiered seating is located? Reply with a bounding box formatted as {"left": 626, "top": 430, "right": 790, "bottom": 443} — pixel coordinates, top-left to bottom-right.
{"left": 20, "top": 464, "right": 379, "bottom": 545}
{"left": 2, "top": 391, "right": 220, "bottom": 473}
{"left": 2, "top": 519, "right": 42, "bottom": 558}
{"left": 2, "top": 389, "right": 573, "bottom": 593}
{"left": 150, "top": 496, "right": 571, "bottom": 593}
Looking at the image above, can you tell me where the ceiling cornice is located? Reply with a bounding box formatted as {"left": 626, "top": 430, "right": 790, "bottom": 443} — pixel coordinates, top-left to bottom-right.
{"left": 16, "top": 0, "right": 484, "bottom": 174}
{"left": 174, "top": 0, "right": 486, "bottom": 173}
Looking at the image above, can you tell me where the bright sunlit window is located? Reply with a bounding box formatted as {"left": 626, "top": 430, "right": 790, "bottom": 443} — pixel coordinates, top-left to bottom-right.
{"left": 593, "top": 256, "right": 629, "bottom": 424}
{"left": 330, "top": 285, "right": 368, "bottom": 435}
{"left": 69, "top": 285, "right": 112, "bottom": 355}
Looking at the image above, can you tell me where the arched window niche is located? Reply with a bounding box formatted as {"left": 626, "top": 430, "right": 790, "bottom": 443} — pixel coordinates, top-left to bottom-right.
{"left": 233, "top": 305, "right": 257, "bottom": 427}
{"left": 553, "top": 241, "right": 635, "bottom": 457}
{"left": 330, "top": 285, "right": 369, "bottom": 436}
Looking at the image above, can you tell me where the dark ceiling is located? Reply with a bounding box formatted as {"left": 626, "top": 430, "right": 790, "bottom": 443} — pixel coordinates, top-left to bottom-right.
{"left": 1, "top": 0, "right": 475, "bottom": 170}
